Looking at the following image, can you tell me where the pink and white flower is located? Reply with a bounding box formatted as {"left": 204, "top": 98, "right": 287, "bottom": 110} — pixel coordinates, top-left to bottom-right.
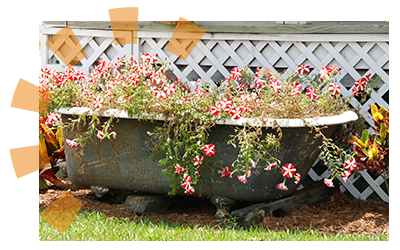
{"left": 230, "top": 107, "right": 242, "bottom": 120}
{"left": 174, "top": 164, "right": 185, "bottom": 175}
{"left": 255, "top": 79, "right": 266, "bottom": 89}
{"left": 97, "top": 130, "right": 104, "bottom": 139}
{"left": 282, "top": 163, "right": 296, "bottom": 178}
{"left": 184, "top": 185, "right": 195, "bottom": 194}
{"left": 329, "top": 65, "right": 340, "bottom": 74}
{"left": 193, "top": 155, "right": 205, "bottom": 168}
{"left": 229, "top": 67, "right": 242, "bottom": 81}
{"left": 306, "top": 87, "right": 317, "bottom": 100}
{"left": 342, "top": 170, "right": 352, "bottom": 183}
{"left": 202, "top": 144, "right": 216, "bottom": 157}
{"left": 163, "top": 83, "right": 176, "bottom": 95}
{"left": 270, "top": 80, "right": 281, "bottom": 92}
{"left": 181, "top": 174, "right": 192, "bottom": 190}
{"left": 93, "top": 96, "right": 104, "bottom": 109}
{"left": 344, "top": 158, "right": 357, "bottom": 171}
{"left": 294, "top": 173, "right": 301, "bottom": 184}
{"left": 291, "top": 86, "right": 302, "bottom": 99}
{"left": 209, "top": 105, "right": 220, "bottom": 116}
{"left": 237, "top": 175, "right": 247, "bottom": 184}
{"left": 218, "top": 166, "right": 232, "bottom": 178}
{"left": 324, "top": 178, "right": 334, "bottom": 187}
{"left": 110, "top": 131, "right": 117, "bottom": 140}
{"left": 329, "top": 83, "right": 341, "bottom": 95}
{"left": 220, "top": 98, "right": 232, "bottom": 113}
{"left": 319, "top": 66, "right": 331, "bottom": 79}
{"left": 277, "top": 182, "right": 288, "bottom": 191}
{"left": 297, "top": 64, "right": 310, "bottom": 74}
{"left": 66, "top": 139, "right": 78, "bottom": 148}
{"left": 355, "top": 78, "right": 367, "bottom": 91}
{"left": 264, "top": 161, "right": 278, "bottom": 171}
{"left": 46, "top": 113, "right": 60, "bottom": 124}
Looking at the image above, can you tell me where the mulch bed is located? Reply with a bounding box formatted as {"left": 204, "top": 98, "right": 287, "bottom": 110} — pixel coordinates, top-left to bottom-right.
{"left": 39, "top": 179, "right": 388, "bottom": 237}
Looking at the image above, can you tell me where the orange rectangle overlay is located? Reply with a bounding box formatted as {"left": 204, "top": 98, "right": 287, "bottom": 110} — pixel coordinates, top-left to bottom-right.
{"left": 45, "top": 26, "right": 87, "bottom": 67}
{"left": 109, "top": 7, "right": 139, "bottom": 45}
{"left": 166, "top": 17, "right": 206, "bottom": 61}
{"left": 40, "top": 191, "right": 83, "bottom": 234}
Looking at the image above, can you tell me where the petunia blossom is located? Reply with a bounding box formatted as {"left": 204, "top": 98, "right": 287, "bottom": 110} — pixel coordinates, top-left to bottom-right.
{"left": 291, "top": 86, "right": 302, "bottom": 99}
{"left": 282, "top": 163, "right": 296, "bottom": 178}
{"left": 269, "top": 80, "right": 281, "bottom": 92}
{"left": 324, "top": 178, "right": 334, "bottom": 187}
{"left": 229, "top": 67, "right": 242, "bottom": 81}
{"left": 264, "top": 161, "right": 278, "bottom": 171}
{"left": 218, "top": 166, "right": 232, "bottom": 178}
{"left": 230, "top": 107, "right": 242, "bottom": 120}
{"left": 93, "top": 96, "right": 104, "bottom": 109}
{"left": 319, "top": 66, "right": 331, "bottom": 79}
{"left": 352, "top": 86, "right": 359, "bottom": 96}
{"left": 97, "top": 130, "right": 104, "bottom": 139}
{"left": 202, "top": 144, "right": 216, "bottom": 157}
{"left": 306, "top": 87, "right": 317, "bottom": 100}
{"left": 110, "top": 131, "right": 117, "bottom": 140}
{"left": 344, "top": 158, "right": 357, "bottom": 171}
{"left": 294, "top": 173, "right": 301, "bottom": 184}
{"left": 355, "top": 78, "right": 366, "bottom": 91}
{"left": 163, "top": 83, "right": 176, "bottom": 95}
{"left": 342, "top": 170, "right": 352, "bottom": 183}
{"left": 193, "top": 155, "right": 205, "bottom": 168}
{"left": 297, "top": 64, "right": 310, "bottom": 74}
{"left": 209, "top": 105, "right": 220, "bottom": 116}
{"left": 328, "top": 83, "right": 341, "bottom": 95}
{"left": 220, "top": 98, "right": 232, "bottom": 113}
{"left": 181, "top": 174, "right": 192, "bottom": 190}
{"left": 276, "top": 182, "right": 288, "bottom": 191}
{"left": 66, "top": 139, "right": 78, "bottom": 148}
{"left": 237, "top": 175, "right": 247, "bottom": 184}
{"left": 184, "top": 185, "right": 195, "bottom": 194}
{"left": 46, "top": 113, "right": 60, "bottom": 124}
{"left": 329, "top": 65, "right": 340, "bottom": 74}
{"left": 174, "top": 164, "right": 185, "bottom": 175}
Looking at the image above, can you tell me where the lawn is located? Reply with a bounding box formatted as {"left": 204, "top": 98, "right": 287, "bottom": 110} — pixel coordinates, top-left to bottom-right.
{"left": 39, "top": 209, "right": 388, "bottom": 241}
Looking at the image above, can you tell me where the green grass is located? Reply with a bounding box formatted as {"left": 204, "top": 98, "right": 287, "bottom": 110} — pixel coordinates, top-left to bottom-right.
{"left": 39, "top": 210, "right": 388, "bottom": 241}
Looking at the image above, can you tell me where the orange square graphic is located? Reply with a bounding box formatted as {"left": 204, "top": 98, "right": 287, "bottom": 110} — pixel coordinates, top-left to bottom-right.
{"left": 40, "top": 191, "right": 83, "bottom": 234}
{"left": 109, "top": 7, "right": 139, "bottom": 45}
{"left": 10, "top": 145, "right": 43, "bottom": 178}
{"left": 11, "top": 79, "right": 38, "bottom": 113}
{"left": 166, "top": 17, "right": 206, "bottom": 60}
{"left": 45, "top": 26, "right": 87, "bottom": 67}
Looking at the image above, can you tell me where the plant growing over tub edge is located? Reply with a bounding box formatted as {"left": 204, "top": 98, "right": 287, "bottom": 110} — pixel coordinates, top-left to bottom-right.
{"left": 39, "top": 53, "right": 384, "bottom": 195}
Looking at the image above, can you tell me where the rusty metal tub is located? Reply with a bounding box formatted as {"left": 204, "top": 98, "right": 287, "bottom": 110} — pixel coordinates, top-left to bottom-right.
{"left": 59, "top": 108, "right": 357, "bottom": 203}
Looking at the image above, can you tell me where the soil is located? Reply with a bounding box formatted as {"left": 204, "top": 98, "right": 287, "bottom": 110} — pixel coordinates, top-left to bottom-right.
{"left": 39, "top": 179, "right": 389, "bottom": 238}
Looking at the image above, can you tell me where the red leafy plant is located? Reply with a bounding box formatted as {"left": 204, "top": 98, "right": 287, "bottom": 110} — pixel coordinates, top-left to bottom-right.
{"left": 39, "top": 111, "right": 65, "bottom": 188}
{"left": 350, "top": 104, "right": 389, "bottom": 192}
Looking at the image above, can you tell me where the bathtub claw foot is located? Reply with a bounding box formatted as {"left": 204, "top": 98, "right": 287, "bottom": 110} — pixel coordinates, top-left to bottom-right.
{"left": 210, "top": 196, "right": 236, "bottom": 221}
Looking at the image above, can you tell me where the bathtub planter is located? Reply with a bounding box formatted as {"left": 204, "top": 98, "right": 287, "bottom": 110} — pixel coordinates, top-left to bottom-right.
{"left": 59, "top": 107, "right": 357, "bottom": 203}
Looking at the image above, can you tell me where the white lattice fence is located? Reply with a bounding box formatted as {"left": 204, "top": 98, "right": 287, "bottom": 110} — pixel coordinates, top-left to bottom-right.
{"left": 41, "top": 26, "right": 389, "bottom": 202}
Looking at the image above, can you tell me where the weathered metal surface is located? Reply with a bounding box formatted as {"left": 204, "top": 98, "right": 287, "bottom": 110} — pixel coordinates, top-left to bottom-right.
{"left": 62, "top": 113, "right": 339, "bottom": 202}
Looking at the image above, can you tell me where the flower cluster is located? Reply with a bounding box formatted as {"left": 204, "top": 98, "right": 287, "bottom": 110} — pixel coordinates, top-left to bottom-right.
{"left": 40, "top": 52, "right": 381, "bottom": 196}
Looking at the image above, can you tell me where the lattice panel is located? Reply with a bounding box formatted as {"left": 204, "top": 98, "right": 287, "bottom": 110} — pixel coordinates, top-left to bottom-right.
{"left": 41, "top": 27, "right": 389, "bottom": 202}
{"left": 43, "top": 29, "right": 132, "bottom": 76}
